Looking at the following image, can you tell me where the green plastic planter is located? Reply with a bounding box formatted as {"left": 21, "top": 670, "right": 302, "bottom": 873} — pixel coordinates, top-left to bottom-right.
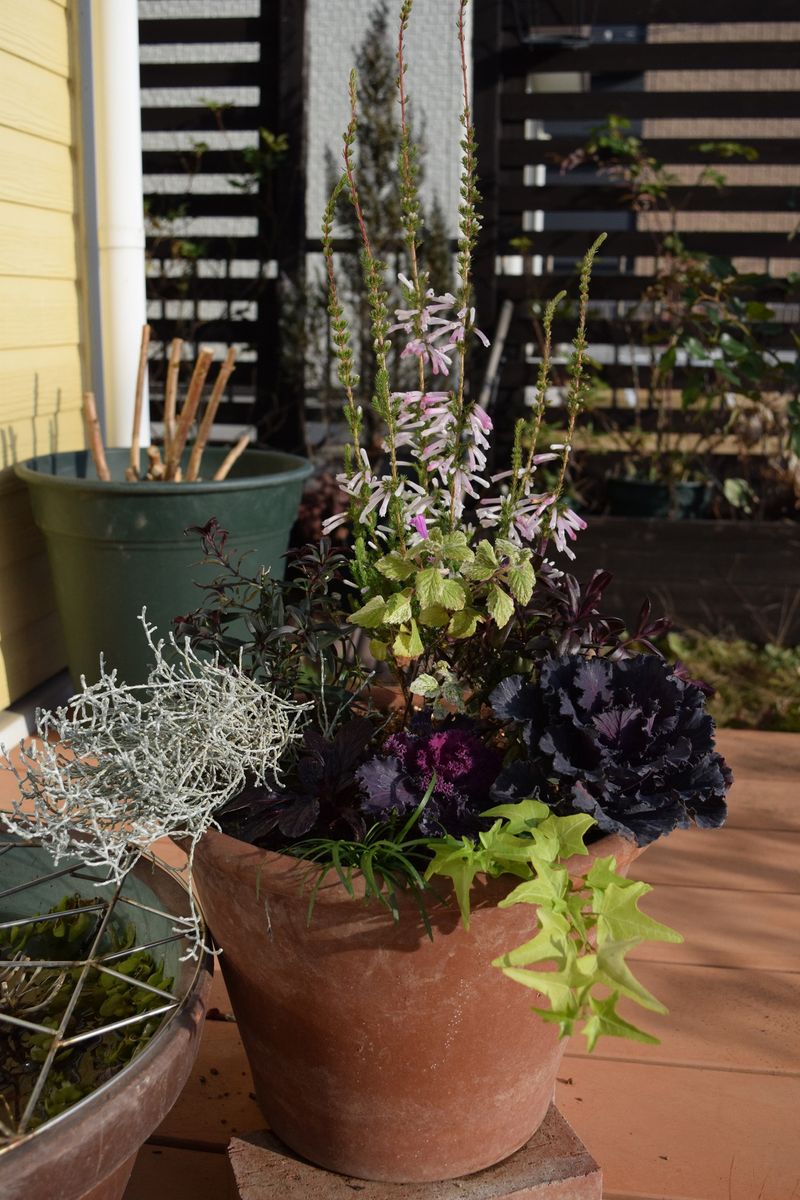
{"left": 606, "top": 477, "right": 711, "bottom": 519}
{"left": 16, "top": 447, "right": 312, "bottom": 686}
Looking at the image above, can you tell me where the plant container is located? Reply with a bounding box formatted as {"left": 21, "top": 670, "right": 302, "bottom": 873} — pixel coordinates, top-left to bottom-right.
{"left": 15, "top": 447, "right": 312, "bottom": 686}
{"left": 0, "top": 839, "right": 213, "bottom": 1200}
{"left": 191, "top": 828, "right": 641, "bottom": 1184}
{"left": 607, "top": 477, "right": 710, "bottom": 519}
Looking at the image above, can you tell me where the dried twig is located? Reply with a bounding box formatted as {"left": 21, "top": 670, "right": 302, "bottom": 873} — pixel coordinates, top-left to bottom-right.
{"left": 213, "top": 431, "right": 251, "bottom": 481}
{"left": 163, "top": 338, "right": 183, "bottom": 461}
{"left": 129, "top": 324, "right": 151, "bottom": 479}
{"left": 145, "top": 445, "right": 166, "bottom": 481}
{"left": 82, "top": 392, "right": 111, "bottom": 481}
{"left": 166, "top": 347, "right": 215, "bottom": 480}
{"left": 186, "top": 347, "right": 238, "bottom": 481}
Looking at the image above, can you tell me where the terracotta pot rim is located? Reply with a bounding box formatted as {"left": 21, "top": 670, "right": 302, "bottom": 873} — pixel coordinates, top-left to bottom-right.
{"left": 197, "top": 823, "right": 640, "bottom": 908}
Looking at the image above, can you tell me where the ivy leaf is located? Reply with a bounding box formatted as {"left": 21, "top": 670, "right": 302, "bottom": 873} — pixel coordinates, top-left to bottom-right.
{"left": 383, "top": 591, "right": 413, "bottom": 625}
{"left": 546, "top": 813, "right": 595, "bottom": 862}
{"left": 581, "top": 993, "right": 660, "bottom": 1054}
{"left": 350, "top": 595, "right": 386, "bottom": 628}
{"left": 448, "top": 607, "right": 481, "bottom": 639}
{"left": 497, "top": 951, "right": 589, "bottom": 1012}
{"left": 418, "top": 605, "right": 450, "bottom": 628}
{"left": 498, "top": 861, "right": 570, "bottom": 912}
{"left": 393, "top": 619, "right": 424, "bottom": 659}
{"left": 375, "top": 553, "right": 416, "bottom": 581}
{"left": 463, "top": 540, "right": 498, "bottom": 581}
{"left": 487, "top": 584, "right": 515, "bottom": 628}
{"left": 424, "top": 837, "right": 490, "bottom": 928}
{"left": 594, "top": 880, "right": 684, "bottom": 946}
{"left": 595, "top": 940, "right": 668, "bottom": 1013}
{"left": 493, "top": 908, "right": 572, "bottom": 968}
{"left": 584, "top": 855, "right": 621, "bottom": 892}
{"left": 482, "top": 798, "right": 551, "bottom": 832}
{"left": 507, "top": 561, "right": 535, "bottom": 605}
{"left": 409, "top": 673, "right": 439, "bottom": 698}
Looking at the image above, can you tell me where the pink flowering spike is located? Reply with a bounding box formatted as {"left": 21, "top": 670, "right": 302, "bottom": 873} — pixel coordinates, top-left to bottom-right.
{"left": 410, "top": 513, "right": 429, "bottom": 540}
{"left": 473, "top": 325, "right": 490, "bottom": 348}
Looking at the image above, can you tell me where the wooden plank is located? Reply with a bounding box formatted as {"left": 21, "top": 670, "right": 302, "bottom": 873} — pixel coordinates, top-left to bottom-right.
{"left": 0, "top": 0, "right": 70, "bottom": 77}
{"left": 493, "top": 39, "right": 800, "bottom": 74}
{"left": 556, "top": 1061, "right": 800, "bottom": 1200}
{"left": 501, "top": 91, "right": 800, "bottom": 122}
{"left": 0, "top": 202, "right": 77, "bottom": 279}
{"left": 0, "top": 344, "right": 84, "bottom": 423}
{"left": 124, "top": 1145, "right": 236, "bottom": 1200}
{"left": 500, "top": 136, "right": 800, "bottom": 168}
{"left": 0, "top": 48, "right": 71, "bottom": 144}
{"left": 638, "top": 828, "right": 800, "bottom": 895}
{"left": 500, "top": 184, "right": 800, "bottom": 215}
{"left": 0, "top": 128, "right": 75, "bottom": 213}
{"left": 716, "top": 728, "right": 800, "bottom": 782}
{"left": 564, "top": 962, "right": 800, "bottom": 1073}
{"left": 724, "top": 778, "right": 800, "bottom": 833}
{"left": 140, "top": 62, "right": 261, "bottom": 89}
{"left": 626, "top": 884, "right": 800, "bottom": 971}
{"left": 0, "top": 608, "right": 66, "bottom": 709}
{"left": 138, "top": 17, "right": 260, "bottom": 43}
{"left": 0, "top": 278, "right": 81, "bottom": 350}
{"left": 154, "top": 1020, "right": 262, "bottom": 1149}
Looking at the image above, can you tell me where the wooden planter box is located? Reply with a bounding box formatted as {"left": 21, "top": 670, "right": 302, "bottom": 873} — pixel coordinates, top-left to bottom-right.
{"left": 574, "top": 517, "right": 800, "bottom": 645}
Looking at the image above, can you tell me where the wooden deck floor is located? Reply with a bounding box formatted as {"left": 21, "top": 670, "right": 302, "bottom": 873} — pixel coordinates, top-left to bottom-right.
{"left": 3, "top": 730, "right": 798, "bottom": 1199}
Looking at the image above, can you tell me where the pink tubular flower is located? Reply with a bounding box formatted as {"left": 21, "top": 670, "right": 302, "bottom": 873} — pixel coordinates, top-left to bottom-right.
{"left": 546, "top": 504, "right": 587, "bottom": 560}
{"left": 410, "top": 513, "right": 429, "bottom": 539}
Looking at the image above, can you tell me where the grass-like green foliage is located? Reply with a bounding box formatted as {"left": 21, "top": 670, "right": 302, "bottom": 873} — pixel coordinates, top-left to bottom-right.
{"left": 1, "top": 896, "right": 172, "bottom": 1135}
{"left": 424, "top": 799, "right": 682, "bottom": 1052}
{"left": 667, "top": 632, "right": 800, "bottom": 732}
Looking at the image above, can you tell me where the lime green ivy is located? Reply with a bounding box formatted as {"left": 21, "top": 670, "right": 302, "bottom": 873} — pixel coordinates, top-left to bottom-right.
{"left": 425, "top": 799, "right": 682, "bottom": 1051}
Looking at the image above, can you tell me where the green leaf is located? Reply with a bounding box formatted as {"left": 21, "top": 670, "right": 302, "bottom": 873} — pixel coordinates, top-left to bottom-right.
{"left": 441, "top": 532, "right": 474, "bottom": 564}
{"left": 393, "top": 619, "right": 424, "bottom": 659}
{"left": 418, "top": 605, "right": 450, "bottom": 628}
{"left": 448, "top": 607, "right": 481, "bottom": 639}
{"left": 482, "top": 798, "right": 551, "bottom": 832}
{"left": 487, "top": 584, "right": 515, "bottom": 628}
{"left": 493, "top": 908, "right": 572, "bottom": 968}
{"left": 581, "top": 993, "right": 660, "bottom": 1054}
{"left": 498, "top": 861, "right": 570, "bottom": 912}
{"left": 415, "top": 568, "right": 444, "bottom": 608}
{"left": 439, "top": 577, "right": 467, "bottom": 611}
{"left": 507, "top": 561, "right": 535, "bottom": 605}
{"left": 369, "top": 638, "right": 388, "bottom": 662}
{"left": 375, "top": 553, "right": 416, "bottom": 581}
{"left": 594, "top": 880, "right": 683, "bottom": 947}
{"left": 494, "top": 537, "right": 521, "bottom": 560}
{"left": 383, "top": 590, "right": 413, "bottom": 625}
{"left": 410, "top": 673, "right": 439, "bottom": 698}
{"left": 463, "top": 540, "right": 498, "bottom": 581}
{"left": 547, "top": 813, "right": 595, "bottom": 861}
{"left": 595, "top": 939, "right": 668, "bottom": 1013}
{"left": 350, "top": 595, "right": 386, "bottom": 628}
{"left": 424, "top": 837, "right": 490, "bottom": 928}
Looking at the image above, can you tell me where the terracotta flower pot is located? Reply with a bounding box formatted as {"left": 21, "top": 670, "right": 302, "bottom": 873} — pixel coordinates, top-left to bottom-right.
{"left": 192, "top": 828, "right": 641, "bottom": 1183}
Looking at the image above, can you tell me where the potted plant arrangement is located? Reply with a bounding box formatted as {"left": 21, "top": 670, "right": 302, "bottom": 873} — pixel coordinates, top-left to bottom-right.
{"left": 0, "top": 826, "right": 213, "bottom": 1200}
{"left": 3, "top": 1, "right": 733, "bottom": 1188}
{"left": 15, "top": 330, "right": 312, "bottom": 687}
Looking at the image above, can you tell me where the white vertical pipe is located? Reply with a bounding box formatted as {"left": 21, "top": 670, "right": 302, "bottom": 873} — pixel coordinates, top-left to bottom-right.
{"left": 86, "top": 0, "right": 149, "bottom": 450}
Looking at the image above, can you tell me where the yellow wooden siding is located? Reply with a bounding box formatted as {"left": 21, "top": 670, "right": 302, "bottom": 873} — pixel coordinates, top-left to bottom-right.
{"left": 0, "top": 0, "right": 70, "bottom": 76}
{"left": 0, "top": 0, "right": 86, "bottom": 707}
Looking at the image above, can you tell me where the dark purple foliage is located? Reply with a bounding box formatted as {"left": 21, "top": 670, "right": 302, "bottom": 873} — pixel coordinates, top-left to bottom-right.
{"left": 490, "top": 654, "right": 732, "bottom": 846}
{"left": 357, "top": 724, "right": 502, "bottom": 837}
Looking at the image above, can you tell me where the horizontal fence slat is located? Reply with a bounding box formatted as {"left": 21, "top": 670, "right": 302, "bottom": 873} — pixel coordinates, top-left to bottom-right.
{"left": 141, "top": 106, "right": 259, "bottom": 132}
{"left": 507, "top": 317, "right": 798, "bottom": 350}
{"left": 140, "top": 62, "right": 261, "bottom": 89}
{"left": 499, "top": 184, "right": 800, "bottom": 215}
{"left": 496, "top": 230, "right": 797, "bottom": 257}
{"left": 499, "top": 137, "right": 800, "bottom": 168}
{"left": 147, "top": 237, "right": 263, "bottom": 258}
{"left": 138, "top": 18, "right": 260, "bottom": 43}
{"left": 500, "top": 1, "right": 799, "bottom": 23}
{"left": 501, "top": 91, "right": 800, "bottom": 122}
{"left": 497, "top": 275, "right": 794, "bottom": 302}
{"left": 489, "top": 40, "right": 800, "bottom": 76}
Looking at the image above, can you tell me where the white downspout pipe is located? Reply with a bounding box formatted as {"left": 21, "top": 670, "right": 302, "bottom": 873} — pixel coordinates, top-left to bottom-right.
{"left": 80, "top": 0, "right": 149, "bottom": 451}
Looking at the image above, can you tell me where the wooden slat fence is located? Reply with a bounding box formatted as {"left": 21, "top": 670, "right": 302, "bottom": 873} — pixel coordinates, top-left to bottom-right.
{"left": 472, "top": 3, "right": 800, "bottom": 440}
{"left": 139, "top": 3, "right": 307, "bottom": 453}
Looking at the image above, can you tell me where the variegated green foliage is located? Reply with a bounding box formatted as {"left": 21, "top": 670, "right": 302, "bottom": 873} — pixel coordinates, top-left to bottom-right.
{"left": 349, "top": 528, "right": 535, "bottom": 672}
{"left": 424, "top": 799, "right": 682, "bottom": 1051}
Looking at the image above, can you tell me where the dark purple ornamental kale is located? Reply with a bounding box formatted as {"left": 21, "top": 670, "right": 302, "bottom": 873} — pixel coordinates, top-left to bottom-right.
{"left": 357, "top": 723, "right": 502, "bottom": 837}
{"left": 490, "top": 654, "right": 732, "bottom": 847}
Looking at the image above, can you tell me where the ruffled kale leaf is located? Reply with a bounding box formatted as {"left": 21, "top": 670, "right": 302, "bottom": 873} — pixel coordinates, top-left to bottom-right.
{"left": 357, "top": 721, "right": 502, "bottom": 837}
{"left": 489, "top": 654, "right": 732, "bottom": 846}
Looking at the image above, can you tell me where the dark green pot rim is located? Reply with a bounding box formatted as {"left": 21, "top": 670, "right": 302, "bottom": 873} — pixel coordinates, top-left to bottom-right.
{"left": 15, "top": 448, "right": 313, "bottom": 497}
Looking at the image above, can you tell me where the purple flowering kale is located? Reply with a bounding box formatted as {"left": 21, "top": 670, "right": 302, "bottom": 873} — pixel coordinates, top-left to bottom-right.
{"left": 490, "top": 654, "right": 732, "bottom": 847}
{"left": 357, "top": 722, "right": 501, "bottom": 837}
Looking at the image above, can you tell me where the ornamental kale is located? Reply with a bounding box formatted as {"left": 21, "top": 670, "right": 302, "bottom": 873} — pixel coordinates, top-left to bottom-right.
{"left": 357, "top": 721, "right": 501, "bottom": 836}
{"left": 490, "top": 654, "right": 731, "bottom": 847}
